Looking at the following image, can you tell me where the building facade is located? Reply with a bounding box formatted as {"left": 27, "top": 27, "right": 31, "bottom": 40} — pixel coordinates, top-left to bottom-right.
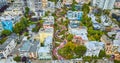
{"left": 0, "top": 34, "right": 18, "bottom": 58}
{"left": 91, "top": 0, "right": 115, "bottom": 9}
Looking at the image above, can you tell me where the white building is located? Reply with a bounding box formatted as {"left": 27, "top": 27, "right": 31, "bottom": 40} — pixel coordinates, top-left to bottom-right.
{"left": 113, "top": 40, "right": 120, "bottom": 53}
{"left": 22, "top": 0, "right": 55, "bottom": 17}
{"left": 67, "top": 10, "right": 83, "bottom": 21}
{"left": 0, "top": 15, "right": 22, "bottom": 25}
{"left": 43, "top": 16, "right": 54, "bottom": 29}
{"left": 38, "top": 47, "right": 52, "bottom": 60}
{"left": 69, "top": 26, "right": 88, "bottom": 41}
{"left": 56, "top": 0, "right": 63, "bottom": 9}
{"left": 91, "top": 0, "right": 116, "bottom": 9}
{"left": 38, "top": 36, "right": 53, "bottom": 60}
{"left": 115, "top": 32, "right": 120, "bottom": 40}
{"left": 75, "top": 0, "right": 90, "bottom": 4}
{"left": 85, "top": 41, "right": 105, "bottom": 56}
{"left": 0, "top": 34, "right": 18, "bottom": 58}
{"left": 101, "top": 15, "right": 112, "bottom": 26}
{"left": 44, "top": 36, "right": 53, "bottom": 50}
{"left": 19, "top": 39, "right": 40, "bottom": 59}
{"left": 63, "top": 0, "right": 73, "bottom": 5}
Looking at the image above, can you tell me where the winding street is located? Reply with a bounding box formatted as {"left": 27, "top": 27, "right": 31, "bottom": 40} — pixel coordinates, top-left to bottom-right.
{"left": 53, "top": 8, "right": 68, "bottom": 60}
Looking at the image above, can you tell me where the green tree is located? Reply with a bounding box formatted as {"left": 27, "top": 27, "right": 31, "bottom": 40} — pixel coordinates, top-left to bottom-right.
{"left": 99, "top": 50, "right": 106, "bottom": 58}
{"left": 13, "top": 56, "right": 21, "bottom": 62}
{"left": 13, "top": 17, "right": 28, "bottom": 34}
{"left": 66, "top": 34, "right": 73, "bottom": 41}
{"left": 103, "top": 10, "right": 110, "bottom": 15}
{"left": 58, "top": 42, "right": 87, "bottom": 59}
{"left": 71, "top": 0, "right": 77, "bottom": 11}
{"left": 83, "top": 56, "right": 92, "bottom": 62}
{"left": 48, "top": 0, "right": 57, "bottom": 4}
{"left": 94, "top": 8, "right": 102, "bottom": 16}
{"left": 58, "top": 42, "right": 76, "bottom": 59}
{"left": 96, "top": 17, "right": 101, "bottom": 23}
{"left": 0, "top": 37, "right": 7, "bottom": 44}
{"left": 32, "top": 20, "right": 43, "bottom": 32}
{"left": 82, "top": 4, "right": 90, "bottom": 14}
{"left": 1, "top": 30, "right": 12, "bottom": 36}
{"left": 25, "top": 7, "right": 30, "bottom": 17}
{"left": 114, "top": 60, "right": 120, "bottom": 63}
{"left": 75, "top": 45, "right": 87, "bottom": 58}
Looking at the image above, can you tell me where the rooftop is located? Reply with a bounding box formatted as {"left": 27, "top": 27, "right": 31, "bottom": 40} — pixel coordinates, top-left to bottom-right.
{"left": 85, "top": 41, "right": 104, "bottom": 56}
{"left": 0, "top": 33, "right": 18, "bottom": 50}
{"left": 38, "top": 47, "right": 50, "bottom": 53}
{"left": 19, "top": 41, "right": 31, "bottom": 52}
{"left": 39, "top": 28, "right": 54, "bottom": 33}
{"left": 113, "top": 40, "right": 120, "bottom": 46}
{"left": 115, "top": 32, "right": 120, "bottom": 40}
{"left": 67, "top": 10, "right": 83, "bottom": 21}
{"left": 19, "top": 40, "right": 39, "bottom": 52}
{"left": 44, "top": 36, "right": 53, "bottom": 46}
{"left": 69, "top": 26, "right": 88, "bottom": 40}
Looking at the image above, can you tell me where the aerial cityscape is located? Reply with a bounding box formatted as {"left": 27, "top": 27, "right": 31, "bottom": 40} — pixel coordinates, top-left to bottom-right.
{"left": 0, "top": 0, "right": 120, "bottom": 63}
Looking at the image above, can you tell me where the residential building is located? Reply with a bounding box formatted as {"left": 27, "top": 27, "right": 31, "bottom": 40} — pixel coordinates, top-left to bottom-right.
{"left": 43, "top": 16, "right": 54, "bottom": 29}
{"left": 0, "top": 57, "right": 17, "bottom": 63}
{"left": 101, "top": 15, "right": 112, "bottom": 26}
{"left": 88, "top": 13, "right": 101, "bottom": 30}
{"left": 85, "top": 41, "right": 105, "bottom": 56}
{"left": 67, "top": 10, "right": 83, "bottom": 21}
{"left": 100, "top": 35, "right": 113, "bottom": 55}
{"left": 56, "top": 0, "right": 63, "bottom": 9}
{"left": 19, "top": 40, "right": 40, "bottom": 59}
{"left": 69, "top": 25, "right": 88, "bottom": 41}
{"left": 38, "top": 47, "right": 52, "bottom": 60}
{"left": 92, "top": 23, "right": 101, "bottom": 30}
{"left": 0, "top": 15, "right": 21, "bottom": 26}
{"left": 72, "top": 36, "right": 84, "bottom": 45}
{"left": 1, "top": 20, "right": 13, "bottom": 32}
{"left": 91, "top": 0, "right": 116, "bottom": 9}
{"left": 0, "top": 33, "right": 18, "bottom": 58}
{"left": 113, "top": 40, "right": 120, "bottom": 60}
{"left": 44, "top": 36, "right": 53, "bottom": 50}
{"left": 22, "top": 0, "right": 55, "bottom": 17}
{"left": 63, "top": 0, "right": 73, "bottom": 5}
{"left": 4, "top": 7, "right": 23, "bottom": 15}
{"left": 35, "top": 15, "right": 54, "bottom": 43}
{"left": 75, "top": 0, "right": 90, "bottom": 4}
{"left": 88, "top": 13, "right": 96, "bottom": 23}
{"left": 34, "top": 28, "right": 54, "bottom": 44}
{"left": 47, "top": 1, "right": 55, "bottom": 13}
{"left": 0, "top": 0, "right": 7, "bottom": 9}
{"left": 114, "top": 0, "right": 120, "bottom": 8}
{"left": 37, "top": 35, "right": 53, "bottom": 60}
{"left": 42, "top": 0, "right": 48, "bottom": 9}
{"left": 115, "top": 32, "right": 120, "bottom": 40}
{"left": 36, "top": 29, "right": 53, "bottom": 60}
